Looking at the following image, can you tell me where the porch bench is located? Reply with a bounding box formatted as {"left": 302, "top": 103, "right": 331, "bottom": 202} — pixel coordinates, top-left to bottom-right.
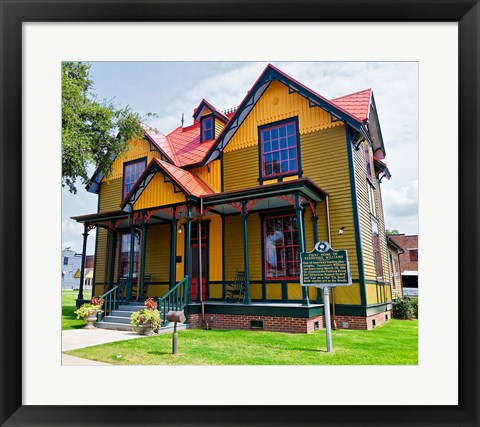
{"left": 224, "top": 271, "right": 246, "bottom": 303}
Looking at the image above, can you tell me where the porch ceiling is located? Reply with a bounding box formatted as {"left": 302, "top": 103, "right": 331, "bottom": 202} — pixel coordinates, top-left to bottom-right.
{"left": 70, "top": 210, "right": 167, "bottom": 227}
{"left": 202, "top": 178, "right": 328, "bottom": 214}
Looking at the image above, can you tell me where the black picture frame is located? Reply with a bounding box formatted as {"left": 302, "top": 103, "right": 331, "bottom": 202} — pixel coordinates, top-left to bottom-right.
{"left": 1, "top": 1, "right": 478, "bottom": 426}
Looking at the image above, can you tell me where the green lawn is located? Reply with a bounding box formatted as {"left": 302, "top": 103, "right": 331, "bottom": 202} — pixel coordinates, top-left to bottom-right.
{"left": 62, "top": 290, "right": 91, "bottom": 330}
{"left": 65, "top": 319, "right": 417, "bottom": 365}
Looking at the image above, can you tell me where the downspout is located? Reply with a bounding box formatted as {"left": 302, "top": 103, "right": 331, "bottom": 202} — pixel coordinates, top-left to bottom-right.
{"left": 199, "top": 198, "right": 209, "bottom": 330}
{"left": 326, "top": 196, "right": 337, "bottom": 330}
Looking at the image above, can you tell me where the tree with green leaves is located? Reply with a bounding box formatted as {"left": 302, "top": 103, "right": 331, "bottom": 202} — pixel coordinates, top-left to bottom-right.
{"left": 62, "top": 62, "right": 154, "bottom": 193}
{"left": 386, "top": 229, "right": 400, "bottom": 235}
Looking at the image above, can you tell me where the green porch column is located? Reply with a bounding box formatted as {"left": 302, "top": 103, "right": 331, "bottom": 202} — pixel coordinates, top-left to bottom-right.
{"left": 76, "top": 223, "right": 90, "bottom": 307}
{"left": 295, "top": 193, "right": 309, "bottom": 306}
{"left": 127, "top": 223, "right": 135, "bottom": 301}
{"left": 107, "top": 222, "right": 116, "bottom": 290}
{"left": 241, "top": 201, "right": 251, "bottom": 304}
{"left": 139, "top": 222, "right": 148, "bottom": 300}
{"left": 184, "top": 205, "right": 192, "bottom": 303}
{"left": 170, "top": 210, "right": 178, "bottom": 289}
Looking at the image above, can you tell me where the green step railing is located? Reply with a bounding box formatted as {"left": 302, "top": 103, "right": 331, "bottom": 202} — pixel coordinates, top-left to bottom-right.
{"left": 98, "top": 278, "right": 128, "bottom": 320}
{"left": 157, "top": 276, "right": 190, "bottom": 326}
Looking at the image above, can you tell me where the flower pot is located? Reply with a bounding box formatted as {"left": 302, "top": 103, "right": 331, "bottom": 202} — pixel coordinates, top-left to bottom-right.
{"left": 84, "top": 310, "right": 99, "bottom": 329}
{"left": 136, "top": 322, "right": 154, "bottom": 336}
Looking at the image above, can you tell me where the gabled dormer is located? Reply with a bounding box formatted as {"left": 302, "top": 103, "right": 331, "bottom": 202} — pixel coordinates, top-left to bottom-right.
{"left": 192, "top": 99, "right": 229, "bottom": 142}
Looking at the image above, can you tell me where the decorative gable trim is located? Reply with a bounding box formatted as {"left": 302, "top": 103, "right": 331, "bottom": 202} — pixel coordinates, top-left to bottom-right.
{"left": 203, "top": 64, "right": 371, "bottom": 166}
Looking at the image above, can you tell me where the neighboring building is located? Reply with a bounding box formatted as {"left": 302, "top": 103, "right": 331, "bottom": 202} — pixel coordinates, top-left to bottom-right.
{"left": 61, "top": 248, "right": 82, "bottom": 289}
{"left": 387, "top": 236, "right": 404, "bottom": 299}
{"left": 388, "top": 234, "right": 418, "bottom": 297}
{"left": 73, "top": 267, "right": 94, "bottom": 290}
{"left": 72, "top": 64, "right": 394, "bottom": 332}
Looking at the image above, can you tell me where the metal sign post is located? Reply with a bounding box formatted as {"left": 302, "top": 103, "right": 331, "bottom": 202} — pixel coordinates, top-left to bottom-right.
{"left": 323, "top": 287, "right": 332, "bottom": 352}
{"left": 300, "top": 241, "right": 352, "bottom": 353}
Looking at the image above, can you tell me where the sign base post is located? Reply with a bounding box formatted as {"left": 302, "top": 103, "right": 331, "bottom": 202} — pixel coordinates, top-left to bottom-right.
{"left": 323, "top": 287, "right": 332, "bottom": 353}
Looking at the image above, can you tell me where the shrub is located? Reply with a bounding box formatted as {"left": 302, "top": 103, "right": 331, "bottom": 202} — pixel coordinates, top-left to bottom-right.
{"left": 393, "top": 297, "right": 414, "bottom": 319}
{"left": 74, "top": 303, "right": 103, "bottom": 320}
{"left": 130, "top": 309, "right": 161, "bottom": 332}
{"left": 411, "top": 297, "right": 418, "bottom": 318}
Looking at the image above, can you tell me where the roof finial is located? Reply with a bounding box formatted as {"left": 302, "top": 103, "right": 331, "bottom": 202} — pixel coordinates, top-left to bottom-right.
{"left": 181, "top": 113, "right": 184, "bottom": 127}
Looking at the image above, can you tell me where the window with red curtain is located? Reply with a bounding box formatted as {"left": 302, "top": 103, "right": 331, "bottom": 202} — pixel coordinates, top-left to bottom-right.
{"left": 264, "top": 214, "right": 299, "bottom": 280}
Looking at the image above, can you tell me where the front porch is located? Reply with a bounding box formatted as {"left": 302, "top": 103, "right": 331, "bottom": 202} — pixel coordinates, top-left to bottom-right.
{"left": 187, "top": 301, "right": 325, "bottom": 334}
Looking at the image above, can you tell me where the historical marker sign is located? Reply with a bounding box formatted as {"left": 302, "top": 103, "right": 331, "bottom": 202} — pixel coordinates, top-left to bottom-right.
{"left": 300, "top": 241, "right": 352, "bottom": 288}
{"left": 300, "top": 241, "right": 352, "bottom": 353}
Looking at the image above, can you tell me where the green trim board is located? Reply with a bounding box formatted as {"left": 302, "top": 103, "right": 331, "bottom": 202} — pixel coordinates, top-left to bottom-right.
{"left": 186, "top": 301, "right": 391, "bottom": 318}
{"left": 188, "top": 302, "right": 324, "bottom": 318}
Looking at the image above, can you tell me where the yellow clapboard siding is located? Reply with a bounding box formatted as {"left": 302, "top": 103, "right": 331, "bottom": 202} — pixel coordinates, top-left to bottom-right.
{"left": 266, "top": 283, "right": 282, "bottom": 300}
{"left": 224, "top": 145, "right": 259, "bottom": 190}
{"left": 354, "top": 142, "right": 393, "bottom": 303}
{"left": 301, "top": 126, "right": 359, "bottom": 281}
{"left": 354, "top": 144, "right": 376, "bottom": 282}
{"left": 94, "top": 228, "right": 108, "bottom": 287}
{"left": 224, "top": 213, "right": 261, "bottom": 281}
{"left": 106, "top": 138, "right": 160, "bottom": 180}
{"left": 224, "top": 215, "right": 243, "bottom": 280}
{"left": 224, "top": 80, "right": 341, "bottom": 153}
{"left": 134, "top": 173, "right": 186, "bottom": 210}
{"left": 366, "top": 283, "right": 378, "bottom": 304}
{"left": 200, "top": 107, "right": 212, "bottom": 117}
{"left": 99, "top": 178, "right": 123, "bottom": 212}
{"left": 190, "top": 160, "right": 221, "bottom": 193}
{"left": 215, "top": 118, "right": 225, "bottom": 138}
{"left": 176, "top": 215, "right": 224, "bottom": 283}
{"left": 145, "top": 223, "right": 171, "bottom": 284}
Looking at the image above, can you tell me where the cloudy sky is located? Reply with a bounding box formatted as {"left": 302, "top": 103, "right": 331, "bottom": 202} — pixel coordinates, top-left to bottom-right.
{"left": 62, "top": 61, "right": 418, "bottom": 254}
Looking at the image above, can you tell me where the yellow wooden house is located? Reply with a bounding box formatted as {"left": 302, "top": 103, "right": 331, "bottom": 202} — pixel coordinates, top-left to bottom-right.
{"left": 72, "top": 64, "right": 393, "bottom": 332}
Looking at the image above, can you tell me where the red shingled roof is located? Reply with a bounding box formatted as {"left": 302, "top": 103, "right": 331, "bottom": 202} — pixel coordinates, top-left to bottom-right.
{"left": 144, "top": 78, "right": 372, "bottom": 169}
{"left": 331, "top": 88, "right": 372, "bottom": 123}
{"left": 153, "top": 158, "right": 214, "bottom": 197}
{"left": 144, "top": 112, "right": 235, "bottom": 168}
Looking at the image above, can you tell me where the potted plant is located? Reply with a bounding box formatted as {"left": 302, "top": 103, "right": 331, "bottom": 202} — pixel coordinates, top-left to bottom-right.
{"left": 130, "top": 298, "right": 160, "bottom": 335}
{"left": 74, "top": 296, "right": 104, "bottom": 329}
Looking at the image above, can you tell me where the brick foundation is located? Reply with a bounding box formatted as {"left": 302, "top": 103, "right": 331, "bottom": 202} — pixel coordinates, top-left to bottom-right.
{"left": 335, "top": 310, "right": 392, "bottom": 330}
{"left": 187, "top": 313, "right": 325, "bottom": 334}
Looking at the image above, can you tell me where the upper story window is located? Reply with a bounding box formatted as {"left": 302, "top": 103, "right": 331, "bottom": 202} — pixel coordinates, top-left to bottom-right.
{"left": 63, "top": 257, "right": 68, "bottom": 266}
{"left": 368, "top": 183, "right": 377, "bottom": 217}
{"left": 264, "top": 214, "right": 300, "bottom": 280}
{"left": 409, "top": 249, "right": 418, "bottom": 262}
{"left": 260, "top": 120, "right": 298, "bottom": 178}
{"left": 201, "top": 116, "right": 214, "bottom": 142}
{"left": 123, "top": 158, "right": 146, "bottom": 198}
{"left": 371, "top": 217, "right": 383, "bottom": 281}
{"left": 365, "top": 144, "right": 374, "bottom": 183}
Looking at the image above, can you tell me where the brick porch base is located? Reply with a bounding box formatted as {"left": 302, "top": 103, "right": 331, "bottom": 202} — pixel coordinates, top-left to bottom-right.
{"left": 187, "top": 310, "right": 392, "bottom": 333}
{"left": 187, "top": 312, "right": 325, "bottom": 334}
{"left": 335, "top": 310, "right": 393, "bottom": 330}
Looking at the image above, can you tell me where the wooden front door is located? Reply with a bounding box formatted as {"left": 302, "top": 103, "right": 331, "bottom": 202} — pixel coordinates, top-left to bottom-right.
{"left": 190, "top": 225, "right": 208, "bottom": 302}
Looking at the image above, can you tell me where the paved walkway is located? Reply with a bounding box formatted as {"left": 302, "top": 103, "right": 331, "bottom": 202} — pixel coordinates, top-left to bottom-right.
{"left": 62, "top": 354, "right": 111, "bottom": 366}
{"left": 62, "top": 327, "right": 147, "bottom": 351}
{"left": 62, "top": 328, "right": 149, "bottom": 366}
